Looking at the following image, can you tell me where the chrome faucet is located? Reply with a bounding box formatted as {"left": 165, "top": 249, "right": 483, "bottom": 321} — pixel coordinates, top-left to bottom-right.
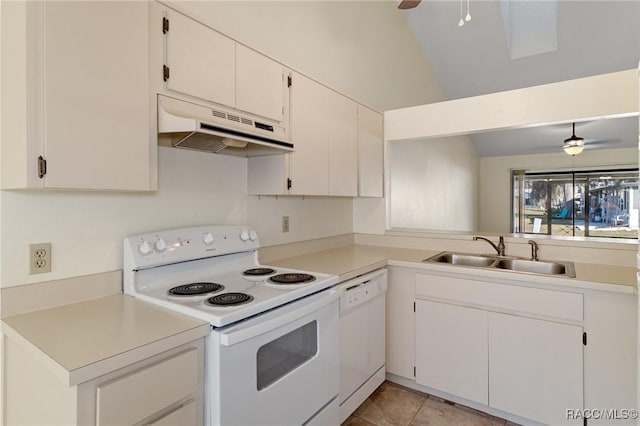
{"left": 528, "top": 240, "right": 539, "bottom": 261}
{"left": 473, "top": 236, "right": 506, "bottom": 257}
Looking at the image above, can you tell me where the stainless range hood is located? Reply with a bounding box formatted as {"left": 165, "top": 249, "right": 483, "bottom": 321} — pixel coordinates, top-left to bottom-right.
{"left": 157, "top": 95, "right": 293, "bottom": 157}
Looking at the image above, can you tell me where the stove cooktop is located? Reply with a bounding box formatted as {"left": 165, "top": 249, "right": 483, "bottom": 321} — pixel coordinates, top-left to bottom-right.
{"left": 123, "top": 225, "right": 338, "bottom": 327}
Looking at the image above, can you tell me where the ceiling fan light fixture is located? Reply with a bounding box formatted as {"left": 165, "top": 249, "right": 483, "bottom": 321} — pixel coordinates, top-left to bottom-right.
{"left": 562, "top": 123, "right": 585, "bottom": 156}
{"left": 562, "top": 139, "right": 585, "bottom": 156}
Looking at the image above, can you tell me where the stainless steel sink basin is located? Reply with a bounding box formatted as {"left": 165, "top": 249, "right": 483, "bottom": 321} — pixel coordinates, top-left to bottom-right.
{"left": 424, "top": 251, "right": 575, "bottom": 278}
{"left": 425, "top": 253, "right": 497, "bottom": 267}
{"left": 494, "top": 259, "right": 576, "bottom": 277}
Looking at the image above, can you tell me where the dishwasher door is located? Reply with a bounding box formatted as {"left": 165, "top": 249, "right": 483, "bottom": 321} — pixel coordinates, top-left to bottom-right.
{"left": 338, "top": 268, "right": 387, "bottom": 417}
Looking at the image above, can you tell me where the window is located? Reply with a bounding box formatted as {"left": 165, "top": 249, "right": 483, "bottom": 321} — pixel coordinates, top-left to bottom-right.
{"left": 512, "top": 168, "right": 639, "bottom": 239}
{"left": 256, "top": 321, "right": 317, "bottom": 390}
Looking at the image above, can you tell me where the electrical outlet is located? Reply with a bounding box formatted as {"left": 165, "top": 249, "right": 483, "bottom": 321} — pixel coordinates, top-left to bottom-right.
{"left": 29, "top": 243, "right": 52, "bottom": 274}
{"left": 282, "top": 216, "right": 290, "bottom": 233}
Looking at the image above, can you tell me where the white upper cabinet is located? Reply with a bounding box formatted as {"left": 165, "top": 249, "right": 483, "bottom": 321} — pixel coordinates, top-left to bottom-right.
{"left": 357, "top": 106, "right": 383, "bottom": 197}
{"left": 248, "top": 74, "right": 362, "bottom": 197}
{"left": 236, "top": 45, "right": 286, "bottom": 123}
{"left": 288, "top": 72, "right": 330, "bottom": 196}
{"left": 328, "top": 90, "right": 358, "bottom": 197}
{"left": 1, "top": 1, "right": 154, "bottom": 190}
{"left": 163, "top": 9, "right": 236, "bottom": 108}
{"left": 160, "top": 6, "right": 289, "bottom": 128}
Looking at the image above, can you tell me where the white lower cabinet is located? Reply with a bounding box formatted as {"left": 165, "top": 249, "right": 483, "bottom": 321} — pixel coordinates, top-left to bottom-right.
{"left": 415, "top": 300, "right": 488, "bottom": 405}
{"left": 92, "top": 348, "right": 200, "bottom": 426}
{"left": 411, "top": 271, "right": 588, "bottom": 425}
{"left": 3, "top": 337, "right": 204, "bottom": 426}
{"left": 488, "top": 313, "right": 583, "bottom": 425}
{"left": 385, "top": 266, "right": 415, "bottom": 380}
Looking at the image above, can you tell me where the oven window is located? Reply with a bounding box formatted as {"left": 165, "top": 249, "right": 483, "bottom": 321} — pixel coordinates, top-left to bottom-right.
{"left": 256, "top": 321, "right": 318, "bottom": 390}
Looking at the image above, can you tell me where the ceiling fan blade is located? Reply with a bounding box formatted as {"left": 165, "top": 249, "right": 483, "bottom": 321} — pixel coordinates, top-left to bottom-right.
{"left": 583, "top": 138, "right": 623, "bottom": 148}
{"left": 398, "top": 0, "right": 421, "bottom": 10}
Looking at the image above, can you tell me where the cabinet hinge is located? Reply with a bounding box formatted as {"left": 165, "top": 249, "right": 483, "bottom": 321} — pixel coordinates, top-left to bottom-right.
{"left": 413, "top": 301, "right": 416, "bottom": 312}
{"left": 286, "top": 178, "right": 292, "bottom": 190}
{"left": 37, "top": 156, "right": 47, "bottom": 179}
{"left": 583, "top": 332, "right": 587, "bottom": 346}
{"left": 413, "top": 366, "right": 416, "bottom": 377}
{"left": 287, "top": 75, "right": 292, "bottom": 87}
{"left": 162, "top": 17, "right": 169, "bottom": 34}
{"left": 163, "top": 65, "right": 170, "bottom": 82}
{"left": 584, "top": 417, "right": 587, "bottom": 426}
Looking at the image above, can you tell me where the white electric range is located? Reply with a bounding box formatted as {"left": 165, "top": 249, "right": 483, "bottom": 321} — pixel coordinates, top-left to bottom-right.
{"left": 124, "top": 225, "right": 340, "bottom": 426}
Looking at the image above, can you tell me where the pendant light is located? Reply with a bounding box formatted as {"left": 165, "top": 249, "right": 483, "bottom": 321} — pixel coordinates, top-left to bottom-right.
{"left": 465, "top": 0, "right": 472, "bottom": 22}
{"left": 562, "top": 123, "right": 585, "bottom": 156}
{"left": 458, "top": 0, "right": 465, "bottom": 27}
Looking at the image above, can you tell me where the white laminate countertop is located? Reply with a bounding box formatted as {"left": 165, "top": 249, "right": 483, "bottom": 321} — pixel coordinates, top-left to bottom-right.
{"left": 267, "top": 244, "right": 637, "bottom": 293}
{"left": 1, "top": 294, "right": 210, "bottom": 385}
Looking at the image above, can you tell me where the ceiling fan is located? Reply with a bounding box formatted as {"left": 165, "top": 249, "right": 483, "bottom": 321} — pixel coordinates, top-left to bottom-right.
{"left": 562, "top": 122, "right": 621, "bottom": 156}
{"left": 398, "top": 0, "right": 421, "bottom": 10}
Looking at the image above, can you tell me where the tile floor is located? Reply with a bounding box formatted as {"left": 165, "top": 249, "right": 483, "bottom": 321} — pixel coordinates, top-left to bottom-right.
{"left": 342, "top": 381, "right": 520, "bottom": 426}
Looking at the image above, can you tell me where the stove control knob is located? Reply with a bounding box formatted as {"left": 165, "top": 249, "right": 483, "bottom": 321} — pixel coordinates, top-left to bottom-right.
{"left": 240, "top": 230, "right": 250, "bottom": 241}
{"left": 249, "top": 230, "right": 258, "bottom": 241}
{"left": 203, "top": 232, "right": 215, "bottom": 245}
{"left": 138, "top": 241, "right": 153, "bottom": 255}
{"left": 155, "top": 238, "right": 167, "bottom": 252}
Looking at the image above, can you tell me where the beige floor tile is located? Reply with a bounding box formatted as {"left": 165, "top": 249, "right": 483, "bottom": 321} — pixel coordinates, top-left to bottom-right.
{"left": 342, "top": 415, "right": 378, "bottom": 426}
{"left": 354, "top": 382, "right": 427, "bottom": 426}
{"left": 410, "top": 397, "right": 506, "bottom": 426}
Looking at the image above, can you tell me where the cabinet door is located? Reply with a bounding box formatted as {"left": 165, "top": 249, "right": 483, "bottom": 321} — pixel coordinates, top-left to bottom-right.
{"left": 415, "top": 300, "right": 488, "bottom": 405}
{"left": 149, "top": 400, "right": 197, "bottom": 426}
{"left": 164, "top": 9, "right": 235, "bottom": 108}
{"left": 236, "top": 45, "right": 286, "bottom": 122}
{"left": 489, "top": 313, "right": 583, "bottom": 425}
{"left": 385, "top": 267, "right": 415, "bottom": 380}
{"left": 357, "top": 106, "right": 383, "bottom": 197}
{"left": 327, "top": 90, "right": 358, "bottom": 196}
{"left": 43, "top": 1, "right": 151, "bottom": 190}
{"left": 289, "top": 73, "right": 329, "bottom": 195}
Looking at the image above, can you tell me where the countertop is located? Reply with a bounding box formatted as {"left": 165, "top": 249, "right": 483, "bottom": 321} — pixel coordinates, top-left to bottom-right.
{"left": 1, "top": 294, "right": 210, "bottom": 385}
{"left": 268, "top": 244, "right": 637, "bottom": 293}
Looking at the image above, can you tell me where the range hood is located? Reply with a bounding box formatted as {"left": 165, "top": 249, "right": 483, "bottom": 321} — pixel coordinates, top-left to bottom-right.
{"left": 157, "top": 95, "right": 293, "bottom": 157}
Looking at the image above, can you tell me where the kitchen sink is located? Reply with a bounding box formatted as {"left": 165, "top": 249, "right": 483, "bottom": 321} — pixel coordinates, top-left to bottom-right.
{"left": 423, "top": 251, "right": 575, "bottom": 278}
{"left": 494, "top": 258, "right": 575, "bottom": 277}
{"left": 427, "top": 253, "right": 497, "bottom": 267}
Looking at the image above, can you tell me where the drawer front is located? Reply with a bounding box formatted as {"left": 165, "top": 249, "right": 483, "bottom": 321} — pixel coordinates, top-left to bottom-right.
{"left": 96, "top": 349, "right": 198, "bottom": 426}
{"left": 148, "top": 400, "right": 197, "bottom": 426}
{"left": 416, "top": 273, "right": 583, "bottom": 321}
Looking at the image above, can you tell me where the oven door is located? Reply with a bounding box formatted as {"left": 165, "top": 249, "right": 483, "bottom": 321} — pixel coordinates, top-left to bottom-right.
{"left": 206, "top": 289, "right": 340, "bottom": 426}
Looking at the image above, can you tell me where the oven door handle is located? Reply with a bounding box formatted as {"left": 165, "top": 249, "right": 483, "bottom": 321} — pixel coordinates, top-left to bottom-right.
{"left": 218, "top": 290, "right": 339, "bottom": 346}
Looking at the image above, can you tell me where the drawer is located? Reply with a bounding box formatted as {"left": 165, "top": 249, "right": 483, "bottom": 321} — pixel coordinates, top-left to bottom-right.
{"left": 148, "top": 399, "right": 197, "bottom": 426}
{"left": 415, "top": 273, "right": 583, "bottom": 322}
{"left": 96, "top": 349, "right": 198, "bottom": 426}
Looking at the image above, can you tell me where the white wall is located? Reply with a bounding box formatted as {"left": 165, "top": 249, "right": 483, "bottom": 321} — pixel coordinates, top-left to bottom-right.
{"left": 479, "top": 147, "right": 639, "bottom": 233}
{"left": 387, "top": 136, "right": 479, "bottom": 232}
{"left": 0, "top": 1, "right": 442, "bottom": 287}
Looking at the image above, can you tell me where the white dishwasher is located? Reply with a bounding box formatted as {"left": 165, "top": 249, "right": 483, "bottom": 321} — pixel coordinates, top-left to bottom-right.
{"left": 337, "top": 268, "right": 388, "bottom": 423}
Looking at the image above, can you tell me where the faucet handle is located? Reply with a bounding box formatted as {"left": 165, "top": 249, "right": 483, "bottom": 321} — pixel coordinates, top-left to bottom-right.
{"left": 527, "top": 240, "right": 539, "bottom": 261}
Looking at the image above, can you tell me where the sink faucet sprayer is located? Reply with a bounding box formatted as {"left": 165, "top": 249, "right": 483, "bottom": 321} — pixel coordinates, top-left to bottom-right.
{"left": 473, "top": 236, "right": 506, "bottom": 257}
{"left": 528, "top": 240, "right": 539, "bottom": 261}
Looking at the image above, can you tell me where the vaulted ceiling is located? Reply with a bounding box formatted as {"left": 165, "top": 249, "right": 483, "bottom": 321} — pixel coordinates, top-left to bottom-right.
{"left": 401, "top": 0, "right": 639, "bottom": 156}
